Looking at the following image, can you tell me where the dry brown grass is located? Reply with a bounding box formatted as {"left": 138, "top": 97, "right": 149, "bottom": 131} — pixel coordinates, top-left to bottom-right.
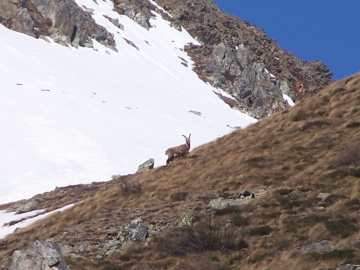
{"left": 1, "top": 73, "right": 360, "bottom": 269}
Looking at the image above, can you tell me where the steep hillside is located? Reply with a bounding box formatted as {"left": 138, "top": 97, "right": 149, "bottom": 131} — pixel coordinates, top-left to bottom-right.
{"left": 1, "top": 73, "right": 359, "bottom": 269}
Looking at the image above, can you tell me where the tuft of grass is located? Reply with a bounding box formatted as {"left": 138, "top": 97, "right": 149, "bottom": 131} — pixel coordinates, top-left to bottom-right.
{"left": 170, "top": 191, "right": 188, "bottom": 202}
{"left": 248, "top": 225, "right": 272, "bottom": 236}
{"left": 350, "top": 167, "right": 360, "bottom": 178}
{"left": 346, "top": 121, "right": 360, "bottom": 128}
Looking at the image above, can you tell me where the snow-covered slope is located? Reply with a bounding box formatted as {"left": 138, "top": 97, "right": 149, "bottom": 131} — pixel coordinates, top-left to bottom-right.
{"left": 0, "top": 0, "right": 256, "bottom": 205}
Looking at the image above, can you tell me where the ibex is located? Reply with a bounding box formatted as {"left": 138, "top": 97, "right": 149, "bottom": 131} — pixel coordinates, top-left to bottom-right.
{"left": 165, "top": 133, "right": 191, "bottom": 165}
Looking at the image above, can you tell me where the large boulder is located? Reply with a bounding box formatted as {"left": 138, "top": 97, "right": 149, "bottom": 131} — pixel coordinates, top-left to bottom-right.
{"left": 136, "top": 158, "right": 154, "bottom": 173}
{"left": 118, "top": 217, "right": 148, "bottom": 242}
{"left": 9, "top": 240, "right": 70, "bottom": 270}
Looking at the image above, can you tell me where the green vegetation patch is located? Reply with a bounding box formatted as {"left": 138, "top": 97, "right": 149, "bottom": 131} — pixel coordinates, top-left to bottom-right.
{"left": 284, "top": 215, "right": 328, "bottom": 233}
{"left": 344, "top": 198, "right": 360, "bottom": 211}
{"left": 248, "top": 225, "right": 272, "bottom": 236}
{"left": 346, "top": 121, "right": 360, "bottom": 128}
{"left": 325, "top": 218, "right": 358, "bottom": 238}
{"left": 306, "top": 248, "right": 355, "bottom": 261}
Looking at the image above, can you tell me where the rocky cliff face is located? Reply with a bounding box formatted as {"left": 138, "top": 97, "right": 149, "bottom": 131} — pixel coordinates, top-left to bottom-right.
{"left": 156, "top": 0, "right": 333, "bottom": 118}
{"left": 0, "top": 0, "right": 333, "bottom": 118}
{"left": 0, "top": 0, "right": 116, "bottom": 49}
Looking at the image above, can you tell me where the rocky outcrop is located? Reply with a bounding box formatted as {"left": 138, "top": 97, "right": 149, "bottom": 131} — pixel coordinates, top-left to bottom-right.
{"left": 136, "top": 158, "right": 155, "bottom": 173}
{"left": 0, "top": 0, "right": 116, "bottom": 49}
{"left": 113, "top": 0, "right": 153, "bottom": 30}
{"left": 155, "top": 0, "right": 333, "bottom": 118}
{"left": 9, "top": 240, "right": 69, "bottom": 270}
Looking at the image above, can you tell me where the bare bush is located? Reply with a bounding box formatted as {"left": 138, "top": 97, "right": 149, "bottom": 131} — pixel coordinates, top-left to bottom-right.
{"left": 120, "top": 178, "right": 141, "bottom": 195}
{"left": 156, "top": 218, "right": 248, "bottom": 256}
{"left": 334, "top": 145, "right": 360, "bottom": 167}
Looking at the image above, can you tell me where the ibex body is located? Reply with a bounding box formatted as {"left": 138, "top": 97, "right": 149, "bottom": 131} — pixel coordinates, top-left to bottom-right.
{"left": 165, "top": 133, "right": 191, "bottom": 165}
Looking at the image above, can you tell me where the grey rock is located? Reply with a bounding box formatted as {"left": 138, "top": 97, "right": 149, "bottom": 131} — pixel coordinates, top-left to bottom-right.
{"left": 119, "top": 217, "right": 148, "bottom": 242}
{"left": 104, "top": 240, "right": 122, "bottom": 250}
{"left": 73, "top": 243, "right": 88, "bottom": 253}
{"left": 178, "top": 215, "right": 193, "bottom": 227}
{"left": 295, "top": 240, "right": 335, "bottom": 254}
{"left": 134, "top": 10, "right": 151, "bottom": 30}
{"left": 9, "top": 240, "right": 70, "bottom": 270}
{"left": 317, "top": 193, "right": 331, "bottom": 201}
{"left": 136, "top": 158, "right": 154, "bottom": 173}
{"left": 15, "top": 199, "right": 40, "bottom": 214}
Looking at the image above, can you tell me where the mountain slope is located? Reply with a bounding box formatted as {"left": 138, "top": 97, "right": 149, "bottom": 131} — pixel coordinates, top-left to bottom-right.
{"left": 0, "top": 0, "right": 256, "bottom": 204}
{"left": 1, "top": 73, "right": 359, "bottom": 269}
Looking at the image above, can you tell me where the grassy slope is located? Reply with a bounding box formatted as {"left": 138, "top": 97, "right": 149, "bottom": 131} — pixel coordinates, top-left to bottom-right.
{"left": 1, "top": 74, "right": 360, "bottom": 269}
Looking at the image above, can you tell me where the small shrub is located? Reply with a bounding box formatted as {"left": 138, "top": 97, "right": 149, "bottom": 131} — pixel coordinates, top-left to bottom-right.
{"left": 248, "top": 225, "right": 272, "bottom": 236}
{"left": 276, "top": 188, "right": 294, "bottom": 196}
{"left": 260, "top": 211, "right": 281, "bottom": 220}
{"left": 290, "top": 110, "right": 307, "bottom": 122}
{"left": 334, "top": 146, "right": 360, "bottom": 167}
{"left": 120, "top": 179, "right": 141, "bottom": 195}
{"left": 350, "top": 167, "right": 360, "bottom": 178}
{"left": 214, "top": 205, "right": 241, "bottom": 216}
{"left": 331, "top": 87, "right": 345, "bottom": 95}
{"left": 325, "top": 219, "right": 358, "bottom": 238}
{"left": 248, "top": 251, "right": 275, "bottom": 263}
{"left": 170, "top": 191, "right": 188, "bottom": 202}
{"left": 157, "top": 218, "right": 248, "bottom": 256}
{"left": 232, "top": 215, "right": 250, "bottom": 226}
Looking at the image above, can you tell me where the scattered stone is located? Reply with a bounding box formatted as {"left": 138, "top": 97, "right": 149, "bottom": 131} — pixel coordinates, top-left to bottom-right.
{"left": 178, "top": 215, "right": 193, "bottom": 227}
{"left": 337, "top": 265, "right": 360, "bottom": 270}
{"left": 136, "top": 158, "right": 154, "bottom": 173}
{"left": 73, "top": 243, "right": 88, "bottom": 254}
{"left": 103, "top": 15, "right": 124, "bottom": 30}
{"left": 111, "top": 174, "right": 122, "bottom": 180}
{"left": 295, "top": 240, "right": 335, "bottom": 254}
{"left": 317, "top": 193, "right": 331, "bottom": 201}
{"left": 104, "top": 240, "right": 122, "bottom": 250}
{"left": 208, "top": 187, "right": 270, "bottom": 210}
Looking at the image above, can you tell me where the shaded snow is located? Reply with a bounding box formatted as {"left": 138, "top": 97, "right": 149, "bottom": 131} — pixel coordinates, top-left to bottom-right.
{"left": 0, "top": 0, "right": 256, "bottom": 207}
{"left": 0, "top": 204, "right": 75, "bottom": 239}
